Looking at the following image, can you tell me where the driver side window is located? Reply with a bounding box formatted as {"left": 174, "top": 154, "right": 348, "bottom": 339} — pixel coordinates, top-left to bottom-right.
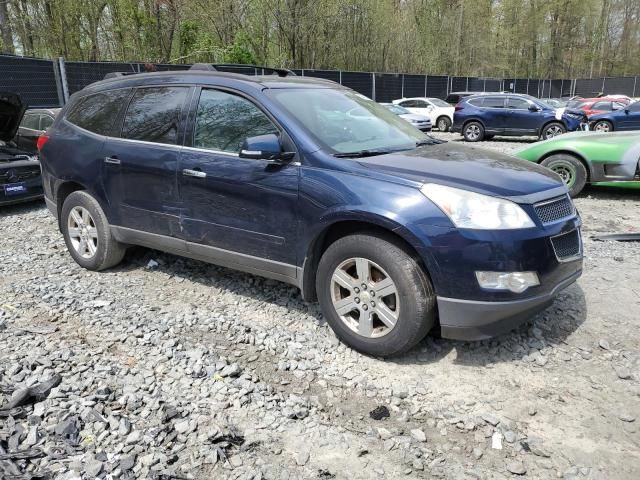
{"left": 194, "top": 89, "right": 278, "bottom": 154}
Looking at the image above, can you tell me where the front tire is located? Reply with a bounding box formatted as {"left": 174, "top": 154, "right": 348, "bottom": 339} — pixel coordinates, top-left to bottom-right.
{"left": 61, "top": 191, "right": 126, "bottom": 271}
{"left": 593, "top": 120, "right": 613, "bottom": 132}
{"left": 437, "top": 116, "right": 452, "bottom": 132}
{"left": 541, "top": 154, "right": 588, "bottom": 197}
{"left": 463, "top": 121, "right": 485, "bottom": 142}
{"left": 541, "top": 122, "right": 566, "bottom": 140}
{"left": 316, "top": 233, "right": 435, "bottom": 357}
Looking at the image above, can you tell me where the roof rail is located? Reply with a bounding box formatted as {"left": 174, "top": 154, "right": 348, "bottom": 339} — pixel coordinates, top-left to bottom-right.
{"left": 103, "top": 72, "right": 129, "bottom": 80}
{"left": 188, "top": 63, "right": 296, "bottom": 77}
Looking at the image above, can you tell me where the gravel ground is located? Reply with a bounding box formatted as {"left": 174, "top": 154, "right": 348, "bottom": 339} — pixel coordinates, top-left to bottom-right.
{"left": 1, "top": 135, "right": 639, "bottom": 480}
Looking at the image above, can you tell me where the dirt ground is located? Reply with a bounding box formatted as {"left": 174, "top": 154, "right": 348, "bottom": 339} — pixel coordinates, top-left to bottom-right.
{"left": 1, "top": 133, "right": 639, "bottom": 480}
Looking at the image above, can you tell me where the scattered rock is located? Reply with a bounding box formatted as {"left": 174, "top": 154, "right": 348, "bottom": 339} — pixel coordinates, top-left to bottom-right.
{"left": 506, "top": 460, "right": 527, "bottom": 475}
{"left": 410, "top": 429, "right": 427, "bottom": 442}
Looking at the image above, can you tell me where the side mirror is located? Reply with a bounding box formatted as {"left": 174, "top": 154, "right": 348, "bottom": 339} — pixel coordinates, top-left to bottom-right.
{"left": 528, "top": 104, "right": 540, "bottom": 112}
{"left": 625, "top": 108, "right": 630, "bottom": 114}
{"left": 239, "top": 134, "right": 295, "bottom": 163}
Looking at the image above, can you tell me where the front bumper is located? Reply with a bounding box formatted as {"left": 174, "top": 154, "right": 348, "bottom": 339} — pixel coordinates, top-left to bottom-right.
{"left": 437, "top": 268, "right": 581, "bottom": 340}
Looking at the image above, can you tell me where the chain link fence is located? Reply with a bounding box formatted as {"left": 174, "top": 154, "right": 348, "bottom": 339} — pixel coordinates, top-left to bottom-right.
{"left": 1, "top": 54, "right": 638, "bottom": 108}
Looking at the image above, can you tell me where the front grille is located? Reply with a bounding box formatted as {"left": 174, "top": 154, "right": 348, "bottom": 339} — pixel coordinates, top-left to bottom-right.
{"left": 551, "top": 229, "right": 581, "bottom": 261}
{"left": 0, "top": 166, "right": 41, "bottom": 184}
{"left": 534, "top": 195, "right": 575, "bottom": 224}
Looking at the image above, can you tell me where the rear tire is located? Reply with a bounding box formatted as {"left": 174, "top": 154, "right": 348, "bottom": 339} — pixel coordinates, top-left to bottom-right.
{"left": 463, "top": 121, "right": 485, "bottom": 142}
{"left": 437, "top": 116, "right": 452, "bottom": 132}
{"left": 541, "top": 154, "right": 588, "bottom": 197}
{"left": 593, "top": 120, "right": 613, "bottom": 133}
{"left": 61, "top": 191, "right": 126, "bottom": 271}
{"left": 316, "top": 233, "right": 435, "bottom": 357}
{"left": 541, "top": 122, "right": 566, "bottom": 140}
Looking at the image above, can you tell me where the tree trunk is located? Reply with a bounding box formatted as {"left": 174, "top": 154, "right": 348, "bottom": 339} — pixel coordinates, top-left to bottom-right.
{"left": 0, "top": 0, "right": 15, "bottom": 54}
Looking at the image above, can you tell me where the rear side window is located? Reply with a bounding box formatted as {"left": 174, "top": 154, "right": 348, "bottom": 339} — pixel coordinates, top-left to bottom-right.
{"left": 21, "top": 114, "right": 39, "bottom": 129}
{"left": 121, "top": 87, "right": 189, "bottom": 145}
{"left": 66, "top": 89, "right": 131, "bottom": 136}
{"left": 193, "top": 89, "right": 278, "bottom": 153}
{"left": 482, "top": 97, "right": 505, "bottom": 108}
{"left": 399, "top": 100, "right": 416, "bottom": 108}
{"left": 468, "top": 98, "right": 483, "bottom": 107}
{"left": 592, "top": 102, "right": 611, "bottom": 110}
{"left": 39, "top": 115, "right": 54, "bottom": 130}
{"left": 507, "top": 97, "right": 530, "bottom": 109}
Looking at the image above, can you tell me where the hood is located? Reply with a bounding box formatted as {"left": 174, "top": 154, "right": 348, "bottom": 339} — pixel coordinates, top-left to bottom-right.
{"left": 357, "top": 142, "right": 565, "bottom": 202}
{"left": 400, "top": 113, "right": 430, "bottom": 122}
{"left": 0, "top": 92, "right": 25, "bottom": 142}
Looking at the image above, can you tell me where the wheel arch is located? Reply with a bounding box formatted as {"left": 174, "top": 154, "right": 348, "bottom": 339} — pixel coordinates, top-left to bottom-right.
{"left": 539, "top": 150, "right": 592, "bottom": 182}
{"left": 462, "top": 118, "right": 485, "bottom": 131}
{"left": 55, "top": 181, "right": 88, "bottom": 227}
{"left": 300, "top": 216, "right": 435, "bottom": 302}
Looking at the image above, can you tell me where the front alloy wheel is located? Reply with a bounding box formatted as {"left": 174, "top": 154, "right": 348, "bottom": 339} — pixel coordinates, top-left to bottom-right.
{"left": 330, "top": 257, "right": 399, "bottom": 338}
{"left": 316, "top": 233, "right": 436, "bottom": 357}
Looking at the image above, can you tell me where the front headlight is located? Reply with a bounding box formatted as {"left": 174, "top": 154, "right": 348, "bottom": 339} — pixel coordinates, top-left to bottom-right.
{"left": 421, "top": 183, "right": 535, "bottom": 230}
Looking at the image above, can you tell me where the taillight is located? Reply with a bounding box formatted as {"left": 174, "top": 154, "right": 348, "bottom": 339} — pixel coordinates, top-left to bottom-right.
{"left": 37, "top": 134, "right": 49, "bottom": 151}
{"left": 454, "top": 103, "right": 464, "bottom": 111}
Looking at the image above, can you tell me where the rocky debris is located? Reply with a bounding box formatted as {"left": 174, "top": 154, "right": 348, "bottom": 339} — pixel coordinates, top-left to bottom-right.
{"left": 1, "top": 186, "right": 640, "bottom": 479}
{"left": 410, "top": 429, "right": 427, "bottom": 442}
{"left": 369, "top": 405, "right": 390, "bottom": 420}
{"left": 506, "top": 460, "right": 527, "bottom": 475}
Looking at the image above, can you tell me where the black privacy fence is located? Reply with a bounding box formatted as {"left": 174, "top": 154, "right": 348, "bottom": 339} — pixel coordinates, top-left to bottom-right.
{"left": 1, "top": 54, "right": 638, "bottom": 108}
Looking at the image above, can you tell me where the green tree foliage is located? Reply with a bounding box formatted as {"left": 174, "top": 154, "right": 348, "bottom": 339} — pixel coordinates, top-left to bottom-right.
{"left": 0, "top": 0, "right": 638, "bottom": 78}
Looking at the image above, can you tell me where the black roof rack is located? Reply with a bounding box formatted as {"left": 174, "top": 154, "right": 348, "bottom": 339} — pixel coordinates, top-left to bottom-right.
{"left": 189, "top": 63, "right": 296, "bottom": 77}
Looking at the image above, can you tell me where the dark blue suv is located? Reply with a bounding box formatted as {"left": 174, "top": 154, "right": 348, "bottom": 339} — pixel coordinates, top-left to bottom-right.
{"left": 38, "top": 67, "right": 583, "bottom": 357}
{"left": 453, "top": 93, "right": 588, "bottom": 142}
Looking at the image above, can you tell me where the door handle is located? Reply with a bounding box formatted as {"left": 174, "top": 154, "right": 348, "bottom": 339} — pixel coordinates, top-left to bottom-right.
{"left": 182, "top": 168, "right": 207, "bottom": 178}
{"left": 104, "top": 156, "right": 120, "bottom": 165}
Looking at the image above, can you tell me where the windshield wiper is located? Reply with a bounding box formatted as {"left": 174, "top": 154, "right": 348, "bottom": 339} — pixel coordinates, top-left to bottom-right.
{"left": 416, "top": 137, "right": 445, "bottom": 147}
{"left": 333, "top": 148, "right": 396, "bottom": 158}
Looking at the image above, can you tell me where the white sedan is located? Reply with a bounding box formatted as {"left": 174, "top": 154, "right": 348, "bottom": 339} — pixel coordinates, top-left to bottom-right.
{"left": 392, "top": 97, "right": 454, "bottom": 132}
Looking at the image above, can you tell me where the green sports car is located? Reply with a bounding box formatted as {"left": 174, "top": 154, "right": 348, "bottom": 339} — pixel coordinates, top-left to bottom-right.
{"left": 515, "top": 131, "right": 640, "bottom": 197}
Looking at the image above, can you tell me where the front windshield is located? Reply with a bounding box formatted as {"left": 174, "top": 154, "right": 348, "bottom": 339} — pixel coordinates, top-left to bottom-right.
{"left": 267, "top": 88, "right": 428, "bottom": 154}
{"left": 428, "top": 98, "right": 450, "bottom": 107}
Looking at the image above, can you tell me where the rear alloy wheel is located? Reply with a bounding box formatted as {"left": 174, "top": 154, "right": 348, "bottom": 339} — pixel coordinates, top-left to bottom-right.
{"left": 61, "top": 191, "right": 126, "bottom": 270}
{"left": 541, "top": 154, "right": 588, "bottom": 197}
{"left": 463, "top": 121, "right": 484, "bottom": 142}
{"left": 437, "top": 116, "right": 452, "bottom": 132}
{"left": 541, "top": 122, "right": 566, "bottom": 140}
{"left": 316, "top": 233, "right": 435, "bottom": 357}
{"left": 593, "top": 120, "right": 613, "bottom": 133}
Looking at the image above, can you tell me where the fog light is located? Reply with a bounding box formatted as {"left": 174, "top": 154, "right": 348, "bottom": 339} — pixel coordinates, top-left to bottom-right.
{"left": 475, "top": 271, "right": 539, "bottom": 293}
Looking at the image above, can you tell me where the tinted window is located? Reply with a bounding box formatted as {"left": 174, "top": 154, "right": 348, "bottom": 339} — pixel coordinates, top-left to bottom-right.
{"left": 468, "top": 98, "right": 484, "bottom": 107}
{"left": 399, "top": 100, "right": 416, "bottom": 108}
{"left": 507, "top": 97, "right": 530, "bottom": 109}
{"left": 21, "top": 114, "right": 39, "bottom": 130}
{"left": 428, "top": 98, "right": 450, "bottom": 107}
{"left": 628, "top": 102, "right": 640, "bottom": 112}
{"left": 39, "top": 115, "right": 54, "bottom": 130}
{"left": 194, "top": 89, "right": 278, "bottom": 153}
{"left": 413, "top": 100, "right": 428, "bottom": 107}
{"left": 482, "top": 97, "right": 505, "bottom": 108}
{"left": 592, "top": 102, "right": 611, "bottom": 110}
{"left": 122, "top": 87, "right": 188, "bottom": 145}
{"left": 66, "top": 89, "right": 131, "bottom": 136}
